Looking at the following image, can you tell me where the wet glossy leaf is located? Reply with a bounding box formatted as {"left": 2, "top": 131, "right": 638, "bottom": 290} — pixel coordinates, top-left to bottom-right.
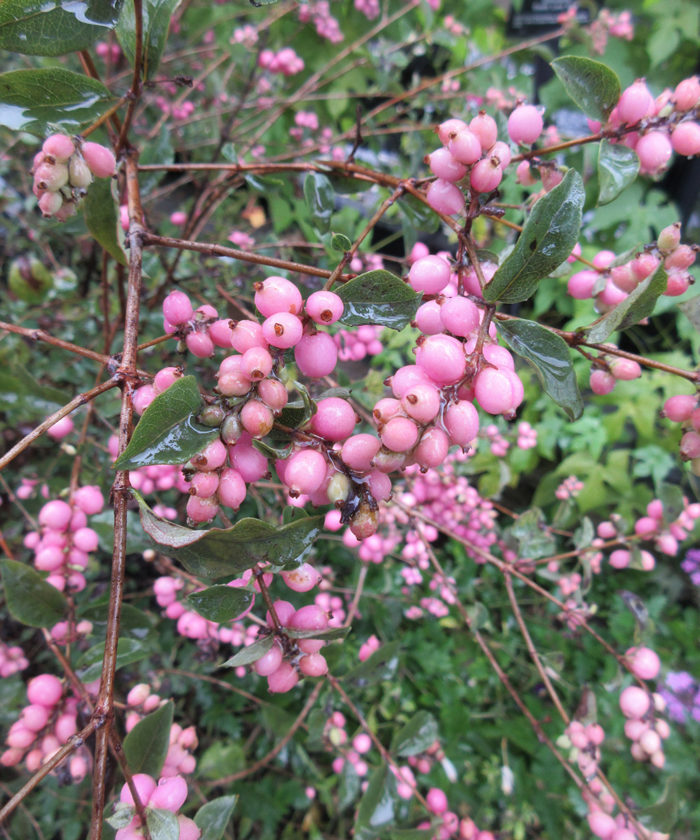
{"left": 1, "top": 559, "right": 67, "bottom": 628}
{"left": 355, "top": 763, "right": 398, "bottom": 840}
{"left": 337, "top": 270, "right": 420, "bottom": 329}
{"left": 331, "top": 232, "right": 353, "bottom": 251}
{"left": 123, "top": 700, "right": 173, "bottom": 777}
{"left": 0, "top": 68, "right": 116, "bottom": 135}
{"left": 551, "top": 56, "right": 621, "bottom": 122}
{"left": 484, "top": 169, "right": 584, "bottom": 304}
{"left": 84, "top": 177, "right": 127, "bottom": 265}
{"left": 113, "top": 375, "right": 219, "bottom": 470}
{"left": 0, "top": 0, "right": 123, "bottom": 56}
{"left": 345, "top": 640, "right": 400, "bottom": 687}
{"left": 304, "top": 172, "right": 334, "bottom": 234}
{"left": 77, "top": 637, "right": 151, "bottom": 682}
{"left": 497, "top": 318, "right": 583, "bottom": 420}
{"left": 583, "top": 265, "right": 667, "bottom": 343}
{"left": 194, "top": 795, "right": 238, "bottom": 840}
{"left": 146, "top": 809, "right": 179, "bottom": 840}
{"left": 221, "top": 636, "right": 273, "bottom": 668}
{"left": 597, "top": 140, "right": 639, "bottom": 205}
{"left": 186, "top": 586, "right": 253, "bottom": 623}
{"left": 116, "top": 0, "right": 181, "bottom": 80}
{"left": 391, "top": 711, "right": 438, "bottom": 757}
{"left": 136, "top": 495, "right": 323, "bottom": 579}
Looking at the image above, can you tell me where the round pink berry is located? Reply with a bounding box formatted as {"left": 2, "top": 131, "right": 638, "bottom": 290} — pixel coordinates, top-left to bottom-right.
{"left": 427, "top": 148, "right": 467, "bottom": 181}
{"left": 294, "top": 332, "right": 338, "bottom": 378}
{"left": 469, "top": 112, "right": 498, "bottom": 150}
{"left": 163, "top": 291, "right": 193, "bottom": 326}
{"left": 81, "top": 142, "right": 116, "bottom": 178}
{"left": 619, "top": 685, "right": 650, "bottom": 719}
{"left": 416, "top": 335, "right": 466, "bottom": 385}
{"left": 254, "top": 276, "right": 303, "bottom": 317}
{"left": 149, "top": 775, "right": 188, "bottom": 812}
{"left": 507, "top": 104, "right": 543, "bottom": 145}
{"left": 42, "top": 134, "right": 76, "bottom": 162}
{"left": 27, "top": 674, "right": 63, "bottom": 707}
{"left": 671, "top": 121, "right": 700, "bottom": 157}
{"left": 426, "top": 179, "right": 465, "bottom": 215}
{"left": 310, "top": 397, "right": 357, "bottom": 441}
{"left": 446, "top": 129, "right": 482, "bottom": 165}
{"left": 305, "top": 290, "right": 344, "bottom": 324}
{"left": 38, "top": 500, "right": 73, "bottom": 532}
{"left": 636, "top": 131, "right": 673, "bottom": 175}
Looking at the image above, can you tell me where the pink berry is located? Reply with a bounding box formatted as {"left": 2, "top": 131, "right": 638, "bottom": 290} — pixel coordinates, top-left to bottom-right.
{"left": 508, "top": 104, "right": 543, "bottom": 145}
{"left": 149, "top": 775, "right": 188, "bottom": 812}
{"left": 617, "top": 80, "right": 655, "bottom": 125}
{"left": 516, "top": 160, "right": 538, "bottom": 186}
{"left": 310, "top": 397, "right": 357, "bottom": 441}
{"left": 414, "top": 426, "right": 450, "bottom": 468}
{"left": 474, "top": 368, "right": 514, "bottom": 415}
{"left": 588, "top": 810, "right": 617, "bottom": 839}
{"left": 254, "top": 276, "right": 303, "bottom": 317}
{"left": 426, "top": 787, "right": 448, "bottom": 815}
{"left": 663, "top": 394, "right": 696, "bottom": 422}
{"left": 590, "top": 370, "right": 616, "bottom": 395}
{"left": 437, "top": 118, "right": 468, "bottom": 145}
{"left": 415, "top": 335, "right": 466, "bottom": 385}
{"left": 262, "top": 312, "right": 303, "bottom": 349}
{"left": 253, "top": 642, "right": 284, "bottom": 676}
{"left": 38, "top": 500, "right": 73, "bottom": 532}
{"left": 444, "top": 400, "right": 479, "bottom": 447}
{"left": 427, "top": 147, "right": 467, "bottom": 181}
{"left": 231, "top": 319, "right": 267, "bottom": 353}
{"left": 38, "top": 191, "right": 64, "bottom": 217}
{"left": 241, "top": 346, "right": 274, "bottom": 381}
{"left": 257, "top": 378, "right": 288, "bottom": 411}
{"left": 626, "top": 646, "right": 660, "bottom": 681}
{"left": 281, "top": 562, "right": 320, "bottom": 593}
{"left": 284, "top": 449, "right": 327, "bottom": 496}
{"left": 380, "top": 416, "right": 419, "bottom": 452}
{"left": 439, "top": 296, "right": 480, "bottom": 337}
{"left": 299, "top": 653, "right": 328, "bottom": 676}
{"left": 408, "top": 255, "right": 452, "bottom": 294}
{"left": 163, "top": 291, "right": 193, "bottom": 326}
{"left": 81, "top": 142, "right": 116, "bottom": 178}
{"left": 186, "top": 495, "right": 219, "bottom": 523}
{"left": 341, "top": 433, "right": 381, "bottom": 471}
{"left": 208, "top": 319, "right": 235, "bottom": 348}
{"left": 401, "top": 382, "right": 441, "bottom": 424}
{"left": 267, "top": 662, "right": 299, "bottom": 693}
{"left": 294, "top": 332, "right": 338, "bottom": 378}
{"left": 636, "top": 131, "right": 673, "bottom": 175}
{"left": 446, "top": 129, "right": 482, "bottom": 165}
{"left": 218, "top": 468, "right": 247, "bottom": 510}
{"left": 72, "top": 485, "right": 104, "bottom": 515}
{"left": 609, "top": 549, "right": 631, "bottom": 569}
{"left": 27, "top": 674, "right": 63, "bottom": 707}
{"left": 42, "top": 134, "right": 75, "bottom": 162}
{"left": 673, "top": 76, "right": 700, "bottom": 111}
{"left": 619, "top": 685, "right": 650, "bottom": 719}
{"left": 469, "top": 111, "right": 498, "bottom": 150}
{"left": 305, "top": 290, "right": 344, "bottom": 324}
{"left": 426, "top": 179, "right": 465, "bottom": 215}
{"left": 186, "top": 331, "right": 215, "bottom": 358}
{"left": 470, "top": 156, "right": 503, "bottom": 193}
{"left": 177, "top": 816, "right": 202, "bottom": 840}
{"left": 240, "top": 399, "right": 274, "bottom": 437}
{"left": 567, "top": 269, "right": 598, "bottom": 299}
{"left": 671, "top": 121, "right": 700, "bottom": 157}
{"left": 610, "top": 358, "right": 641, "bottom": 381}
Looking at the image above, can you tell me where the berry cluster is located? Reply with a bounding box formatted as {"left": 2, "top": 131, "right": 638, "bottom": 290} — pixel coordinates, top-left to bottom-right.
{"left": 619, "top": 685, "right": 670, "bottom": 769}
{"left": 661, "top": 391, "right": 700, "bottom": 475}
{"left": 258, "top": 47, "right": 305, "bottom": 76}
{"left": 298, "top": 1, "right": 343, "bottom": 43}
{"left": 32, "top": 134, "right": 116, "bottom": 220}
{"left": 0, "top": 641, "right": 29, "bottom": 678}
{"left": 114, "top": 773, "right": 200, "bottom": 840}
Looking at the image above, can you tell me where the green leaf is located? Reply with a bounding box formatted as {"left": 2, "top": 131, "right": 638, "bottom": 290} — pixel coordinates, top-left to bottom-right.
{"left": 194, "top": 795, "right": 238, "bottom": 840}
{"left": 551, "top": 56, "right": 621, "bottom": 122}
{"left": 304, "top": 172, "right": 335, "bottom": 234}
{"left": 638, "top": 776, "right": 679, "bottom": 833}
{"left": 483, "top": 169, "right": 584, "bottom": 304}
{"left": 76, "top": 637, "right": 151, "bottom": 682}
{"left": 285, "top": 626, "right": 350, "bottom": 641}
{"left": 135, "top": 495, "right": 323, "bottom": 579}
{"left": 0, "top": 0, "right": 123, "bottom": 57}
{"left": 107, "top": 802, "right": 134, "bottom": 831}
{"left": 331, "top": 232, "right": 353, "bottom": 251}
{"left": 1, "top": 559, "right": 67, "bottom": 628}
{"left": 337, "top": 270, "right": 420, "bottom": 329}
{"left": 497, "top": 318, "right": 583, "bottom": 420}
{"left": 113, "top": 376, "right": 218, "bottom": 470}
{"left": 345, "top": 640, "right": 400, "bottom": 688}
{"left": 0, "top": 68, "right": 116, "bottom": 136}
{"left": 354, "top": 763, "right": 397, "bottom": 840}
{"left": 123, "top": 700, "right": 173, "bottom": 777}
{"left": 504, "top": 508, "right": 557, "bottom": 560}
{"left": 186, "top": 586, "right": 253, "bottom": 623}
{"left": 582, "top": 265, "right": 667, "bottom": 343}
{"left": 678, "top": 294, "right": 700, "bottom": 331}
{"left": 327, "top": 172, "right": 375, "bottom": 194}
{"left": 116, "top": 0, "right": 182, "bottom": 81}
{"left": 391, "top": 711, "right": 438, "bottom": 757}
{"left": 221, "top": 635, "right": 273, "bottom": 668}
{"left": 84, "top": 177, "right": 127, "bottom": 266}
{"left": 145, "top": 808, "right": 179, "bottom": 840}
{"left": 597, "top": 141, "right": 639, "bottom": 206}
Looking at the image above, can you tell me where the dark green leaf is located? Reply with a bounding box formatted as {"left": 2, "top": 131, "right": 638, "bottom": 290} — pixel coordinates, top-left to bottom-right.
{"left": 123, "top": 700, "right": 173, "bottom": 777}
{"left": 84, "top": 177, "right": 127, "bottom": 265}
{"left": 355, "top": 763, "right": 397, "bottom": 840}
{"left": 497, "top": 318, "right": 583, "bottom": 420}
{"left": 145, "top": 808, "right": 179, "bottom": 840}
{"left": 597, "top": 140, "right": 639, "bottom": 206}
{"left": 77, "top": 637, "right": 151, "bottom": 682}
{"left": 337, "top": 270, "right": 419, "bottom": 329}
{"left": 345, "top": 640, "right": 400, "bottom": 687}
{"left": 391, "top": 711, "right": 438, "bottom": 757}
{"left": 583, "top": 265, "right": 667, "bottom": 343}
{"left": 638, "top": 776, "right": 679, "bottom": 833}
{"left": 80, "top": 601, "right": 154, "bottom": 639}
{"left": 0, "top": 364, "right": 66, "bottom": 421}
{"left": 551, "top": 56, "right": 621, "bottom": 122}
{"left": 0, "top": 69, "right": 116, "bottom": 135}
{"left": 252, "top": 437, "right": 293, "bottom": 460}
{"left": 116, "top": 0, "right": 181, "bottom": 80}
{"left": 399, "top": 194, "right": 440, "bottom": 233}
{"left": 331, "top": 232, "right": 353, "bottom": 252}
{"left": 304, "top": 172, "right": 335, "bottom": 234}
{"left": 276, "top": 380, "right": 316, "bottom": 430}
{"left": 221, "top": 635, "right": 273, "bottom": 668}
{"left": 194, "top": 795, "right": 238, "bottom": 840}
{"left": 136, "top": 495, "right": 323, "bottom": 579}
{"left": 0, "top": 0, "right": 123, "bottom": 56}
{"left": 1, "top": 559, "right": 67, "bottom": 628}
{"left": 114, "top": 376, "right": 218, "bottom": 470}
{"left": 484, "top": 169, "right": 584, "bottom": 304}
{"left": 186, "top": 586, "right": 253, "bottom": 623}
{"left": 327, "top": 172, "right": 375, "bottom": 194}
{"left": 89, "top": 509, "right": 153, "bottom": 556}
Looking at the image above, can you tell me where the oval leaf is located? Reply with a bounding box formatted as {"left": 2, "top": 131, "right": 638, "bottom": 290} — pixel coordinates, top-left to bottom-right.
{"left": 135, "top": 494, "right": 322, "bottom": 579}
{"left": 123, "top": 700, "right": 174, "bottom": 778}
{"left": 186, "top": 586, "right": 253, "bottom": 623}
{"left": 390, "top": 711, "right": 438, "bottom": 757}
{"left": 77, "top": 637, "right": 151, "bottom": 682}
{"left": 338, "top": 270, "right": 420, "bottom": 329}
{"left": 1, "top": 559, "right": 67, "bottom": 628}
{"left": 597, "top": 140, "right": 639, "bottom": 206}
{"left": 114, "top": 375, "right": 218, "bottom": 470}
{"left": 84, "top": 177, "right": 128, "bottom": 266}
{"left": 304, "top": 172, "right": 335, "bottom": 234}
{"left": 116, "top": 0, "right": 182, "bottom": 81}
{"left": 0, "top": 68, "right": 117, "bottom": 136}
{"left": 0, "top": 0, "right": 123, "bottom": 57}
{"left": 497, "top": 318, "right": 583, "bottom": 420}
{"left": 582, "top": 265, "right": 667, "bottom": 343}
{"left": 484, "top": 169, "right": 584, "bottom": 304}
{"left": 354, "top": 763, "right": 397, "bottom": 840}
{"left": 551, "top": 56, "right": 621, "bottom": 122}
{"left": 331, "top": 232, "right": 352, "bottom": 251}
{"left": 221, "top": 635, "right": 274, "bottom": 668}
{"left": 194, "top": 795, "right": 238, "bottom": 840}
{"left": 146, "top": 808, "right": 179, "bottom": 840}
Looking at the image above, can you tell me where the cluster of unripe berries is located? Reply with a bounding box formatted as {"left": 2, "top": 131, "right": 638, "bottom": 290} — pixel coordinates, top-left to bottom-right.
{"left": 23, "top": 488, "right": 104, "bottom": 593}
{"left": 114, "top": 773, "right": 200, "bottom": 840}
{"left": 31, "top": 133, "right": 116, "bottom": 220}
{"left": 661, "top": 390, "right": 700, "bottom": 475}
{"left": 619, "top": 682, "right": 671, "bottom": 770}
{"left": 1, "top": 674, "right": 91, "bottom": 783}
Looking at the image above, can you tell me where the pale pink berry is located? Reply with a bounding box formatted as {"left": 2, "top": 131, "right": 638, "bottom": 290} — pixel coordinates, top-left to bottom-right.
{"left": 38, "top": 191, "right": 64, "bottom": 217}
{"left": 27, "top": 674, "right": 63, "bottom": 707}
{"left": 508, "top": 104, "right": 543, "bottom": 145}
{"left": 469, "top": 111, "right": 498, "bottom": 150}
{"left": 262, "top": 312, "right": 303, "bottom": 348}
{"left": 241, "top": 346, "right": 274, "bottom": 381}
{"left": 474, "top": 368, "right": 514, "bottom": 414}
{"left": 177, "top": 816, "right": 202, "bottom": 840}
{"left": 444, "top": 400, "right": 479, "bottom": 447}
{"left": 7, "top": 724, "right": 36, "bottom": 749}
{"left": 389, "top": 365, "right": 431, "bottom": 397}
{"left": 610, "top": 358, "right": 641, "bottom": 381}
{"left": 415, "top": 300, "right": 444, "bottom": 334}
{"left": 20, "top": 704, "right": 51, "bottom": 732}
{"left": 636, "top": 131, "right": 673, "bottom": 175}
{"left": 34, "top": 162, "right": 69, "bottom": 191}
{"left": 305, "top": 290, "right": 344, "bottom": 324}
{"left": 217, "top": 468, "right": 246, "bottom": 510}
{"left": 231, "top": 319, "right": 267, "bottom": 353}
{"left": 380, "top": 416, "right": 419, "bottom": 452}
{"left": 240, "top": 399, "right": 274, "bottom": 437}
{"left": 228, "top": 433, "right": 268, "bottom": 481}
{"left": 194, "top": 439, "right": 227, "bottom": 471}
{"left": 588, "top": 810, "right": 617, "bottom": 839}
{"left": 440, "top": 296, "right": 480, "bottom": 337}
{"left": 567, "top": 269, "right": 598, "bottom": 299}
{"left": 416, "top": 335, "right": 466, "bottom": 385}
{"left": 294, "top": 332, "right": 338, "bottom": 378}
{"left": 163, "top": 291, "right": 193, "bottom": 325}
{"left": 470, "top": 156, "right": 503, "bottom": 193}
{"left": 426, "top": 787, "right": 448, "bottom": 815}
{"left": 257, "top": 378, "right": 288, "bottom": 411}
{"left": 42, "top": 134, "right": 75, "bottom": 162}
{"left": 38, "top": 500, "right": 73, "bottom": 532}
{"left": 665, "top": 244, "right": 696, "bottom": 270}
{"left": 590, "top": 369, "right": 616, "bottom": 395}
{"left": 81, "top": 142, "right": 116, "bottom": 178}
{"left": 680, "top": 430, "right": 700, "bottom": 459}
{"left": 673, "top": 76, "right": 700, "bottom": 111}
{"left": 254, "top": 276, "right": 303, "bottom": 316}
{"left": 284, "top": 449, "right": 327, "bottom": 496}
{"left": 186, "top": 331, "right": 215, "bottom": 358}
{"left": 72, "top": 485, "right": 103, "bottom": 515}
{"left": 281, "top": 562, "right": 320, "bottom": 592}
{"left": 414, "top": 426, "right": 450, "bottom": 467}
{"left": 626, "top": 646, "right": 660, "bottom": 680}
{"left": 186, "top": 495, "right": 219, "bottom": 523}
{"left": 437, "top": 118, "right": 468, "bottom": 145}
{"left": 152, "top": 366, "right": 181, "bottom": 395}
{"left": 190, "top": 472, "right": 219, "bottom": 499}
{"left": 609, "top": 549, "right": 631, "bottom": 569}
{"left": 68, "top": 156, "right": 93, "bottom": 189}
{"left": 310, "top": 397, "right": 357, "bottom": 441}
{"left": 299, "top": 653, "right": 328, "bottom": 676}
{"left": 401, "top": 382, "right": 441, "bottom": 424}
{"left": 208, "top": 319, "right": 235, "bottom": 348}
{"left": 617, "top": 80, "right": 655, "bottom": 125}
{"left": 341, "top": 433, "right": 381, "bottom": 471}
{"left": 446, "top": 129, "right": 482, "bottom": 165}
{"left": 267, "top": 662, "right": 299, "bottom": 693}
{"left": 671, "top": 122, "right": 700, "bottom": 157}
{"left": 268, "top": 599, "right": 296, "bottom": 628}
{"left": 408, "top": 255, "right": 451, "bottom": 294}
{"left": 149, "top": 775, "right": 188, "bottom": 812}
{"left": 170, "top": 211, "right": 187, "bottom": 225}
{"left": 253, "top": 642, "right": 284, "bottom": 676}
{"left": 619, "top": 685, "right": 650, "bottom": 719}
{"left": 426, "top": 148, "right": 467, "bottom": 182}
{"left": 289, "top": 604, "right": 329, "bottom": 633}
{"left": 426, "top": 179, "right": 465, "bottom": 215}
{"left": 516, "top": 160, "right": 539, "bottom": 187}
{"left": 663, "top": 394, "right": 696, "bottom": 421}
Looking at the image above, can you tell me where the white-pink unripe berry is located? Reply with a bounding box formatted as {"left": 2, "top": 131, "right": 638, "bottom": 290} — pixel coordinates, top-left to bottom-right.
{"left": 437, "top": 118, "right": 468, "bottom": 145}
{"left": 310, "top": 397, "right": 357, "bottom": 441}
{"left": 671, "top": 121, "right": 700, "bottom": 156}
{"left": 253, "top": 642, "right": 284, "bottom": 676}
{"left": 240, "top": 399, "right": 274, "bottom": 438}
{"left": 636, "top": 131, "right": 673, "bottom": 175}
{"left": 68, "top": 155, "right": 93, "bottom": 189}
{"left": 469, "top": 111, "right": 498, "bottom": 150}
{"left": 305, "top": 290, "right": 344, "bottom": 324}
{"left": 408, "top": 254, "right": 452, "bottom": 294}
{"left": 639, "top": 728, "right": 662, "bottom": 755}
{"left": 81, "top": 142, "right": 116, "bottom": 178}
{"left": 426, "top": 179, "right": 466, "bottom": 215}
{"left": 427, "top": 147, "right": 467, "bottom": 181}
{"left": 426, "top": 787, "right": 448, "bottom": 815}
{"left": 42, "top": 134, "right": 76, "bottom": 162}
{"left": 294, "top": 332, "right": 338, "bottom": 378}
{"left": 38, "top": 500, "right": 73, "bottom": 532}
{"left": 470, "top": 156, "right": 503, "bottom": 193}
{"left": 34, "top": 161, "right": 69, "bottom": 191}
{"left": 299, "top": 653, "right": 328, "bottom": 676}
{"left": 415, "top": 334, "right": 466, "bottom": 385}
{"left": 126, "top": 683, "right": 151, "bottom": 707}
{"left": 254, "top": 276, "right": 303, "bottom": 316}
{"left": 163, "top": 291, "right": 193, "bottom": 325}
{"left": 508, "top": 104, "right": 544, "bottom": 145}
{"left": 619, "top": 685, "right": 650, "bottom": 719}
{"left": 446, "top": 129, "right": 482, "bottom": 165}
{"left": 149, "top": 775, "right": 188, "bottom": 812}
{"left": 267, "top": 661, "right": 299, "bottom": 693}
